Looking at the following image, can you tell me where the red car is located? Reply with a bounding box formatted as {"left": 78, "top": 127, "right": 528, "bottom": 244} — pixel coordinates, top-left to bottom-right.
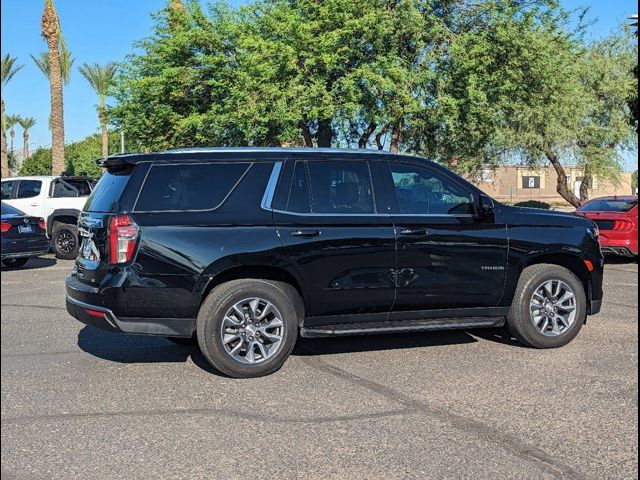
{"left": 575, "top": 195, "right": 638, "bottom": 258}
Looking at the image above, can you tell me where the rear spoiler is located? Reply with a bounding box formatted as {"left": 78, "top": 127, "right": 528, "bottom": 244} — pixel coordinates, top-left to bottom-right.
{"left": 96, "top": 153, "right": 154, "bottom": 168}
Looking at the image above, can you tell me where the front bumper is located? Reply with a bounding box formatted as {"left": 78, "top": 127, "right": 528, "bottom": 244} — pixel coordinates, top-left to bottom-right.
{"left": 65, "top": 275, "right": 195, "bottom": 337}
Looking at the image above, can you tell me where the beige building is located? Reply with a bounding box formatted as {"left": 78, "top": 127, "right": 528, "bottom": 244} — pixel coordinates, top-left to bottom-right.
{"left": 467, "top": 165, "right": 635, "bottom": 206}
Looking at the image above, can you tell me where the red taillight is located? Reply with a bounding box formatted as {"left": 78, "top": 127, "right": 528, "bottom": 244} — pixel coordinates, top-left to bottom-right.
{"left": 1, "top": 221, "right": 10, "bottom": 233}
{"left": 108, "top": 215, "right": 139, "bottom": 265}
{"left": 85, "top": 308, "right": 105, "bottom": 318}
{"left": 612, "top": 220, "right": 633, "bottom": 231}
{"left": 38, "top": 218, "right": 46, "bottom": 232}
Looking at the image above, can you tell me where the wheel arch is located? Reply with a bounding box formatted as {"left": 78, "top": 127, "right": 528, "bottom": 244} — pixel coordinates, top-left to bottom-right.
{"left": 47, "top": 209, "right": 80, "bottom": 236}
{"left": 198, "top": 263, "right": 306, "bottom": 321}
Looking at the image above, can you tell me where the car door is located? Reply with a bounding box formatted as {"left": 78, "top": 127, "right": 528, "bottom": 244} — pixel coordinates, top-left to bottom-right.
{"left": 10, "top": 180, "right": 45, "bottom": 218}
{"left": 384, "top": 160, "right": 508, "bottom": 312}
{"left": 270, "top": 156, "right": 397, "bottom": 319}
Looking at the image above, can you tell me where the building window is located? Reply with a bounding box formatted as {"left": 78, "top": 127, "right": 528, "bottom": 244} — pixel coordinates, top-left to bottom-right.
{"left": 522, "top": 176, "right": 540, "bottom": 189}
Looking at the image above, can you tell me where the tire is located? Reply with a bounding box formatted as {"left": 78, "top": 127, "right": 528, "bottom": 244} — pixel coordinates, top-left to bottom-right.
{"left": 1, "top": 257, "right": 29, "bottom": 268}
{"left": 51, "top": 222, "right": 79, "bottom": 260}
{"left": 196, "top": 279, "right": 299, "bottom": 378}
{"left": 507, "top": 264, "right": 587, "bottom": 349}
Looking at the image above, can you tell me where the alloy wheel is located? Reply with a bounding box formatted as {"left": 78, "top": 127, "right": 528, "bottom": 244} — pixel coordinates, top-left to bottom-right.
{"left": 529, "top": 279, "right": 577, "bottom": 337}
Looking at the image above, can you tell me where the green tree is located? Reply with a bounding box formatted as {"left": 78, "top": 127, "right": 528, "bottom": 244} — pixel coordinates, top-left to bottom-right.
{"left": 4, "top": 114, "right": 21, "bottom": 155}
{"left": 31, "top": 41, "right": 75, "bottom": 85}
{"left": 1, "top": 54, "right": 23, "bottom": 178}
{"left": 78, "top": 62, "right": 118, "bottom": 158}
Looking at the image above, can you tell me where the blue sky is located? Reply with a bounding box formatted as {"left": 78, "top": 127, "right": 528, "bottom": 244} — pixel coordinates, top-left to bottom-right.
{"left": 1, "top": 0, "right": 637, "bottom": 170}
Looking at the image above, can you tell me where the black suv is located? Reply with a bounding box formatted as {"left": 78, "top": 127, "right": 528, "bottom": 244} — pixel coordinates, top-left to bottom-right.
{"left": 66, "top": 148, "right": 604, "bottom": 378}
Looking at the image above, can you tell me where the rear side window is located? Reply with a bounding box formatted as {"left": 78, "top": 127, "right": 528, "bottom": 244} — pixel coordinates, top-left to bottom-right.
{"left": 84, "top": 169, "right": 132, "bottom": 212}
{"left": 17, "top": 180, "right": 42, "bottom": 199}
{"left": 1, "top": 181, "right": 15, "bottom": 199}
{"left": 135, "top": 163, "right": 251, "bottom": 212}
{"left": 306, "top": 161, "right": 375, "bottom": 214}
{"left": 287, "top": 162, "right": 311, "bottom": 213}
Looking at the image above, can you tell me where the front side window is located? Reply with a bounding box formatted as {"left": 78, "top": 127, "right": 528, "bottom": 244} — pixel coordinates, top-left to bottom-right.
{"left": 16, "top": 180, "right": 42, "bottom": 199}
{"left": 135, "top": 163, "right": 251, "bottom": 212}
{"left": 390, "top": 163, "right": 473, "bottom": 215}
{"left": 306, "top": 161, "right": 375, "bottom": 214}
{"left": 1, "top": 181, "right": 15, "bottom": 200}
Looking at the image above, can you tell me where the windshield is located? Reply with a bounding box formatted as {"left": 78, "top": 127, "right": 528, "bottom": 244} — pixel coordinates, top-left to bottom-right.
{"left": 578, "top": 198, "right": 638, "bottom": 213}
{"left": 1, "top": 202, "right": 24, "bottom": 216}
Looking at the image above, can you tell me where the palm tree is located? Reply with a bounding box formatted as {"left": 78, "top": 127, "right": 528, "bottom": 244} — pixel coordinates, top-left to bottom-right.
{"left": 31, "top": 39, "right": 74, "bottom": 85}
{"left": 41, "top": 0, "right": 65, "bottom": 176}
{"left": 79, "top": 62, "right": 118, "bottom": 158}
{"left": 19, "top": 117, "right": 37, "bottom": 159}
{"left": 1, "top": 54, "right": 24, "bottom": 178}
{"left": 5, "top": 114, "right": 21, "bottom": 154}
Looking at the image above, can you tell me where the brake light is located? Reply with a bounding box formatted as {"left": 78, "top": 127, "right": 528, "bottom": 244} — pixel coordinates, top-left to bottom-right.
{"left": 612, "top": 220, "right": 633, "bottom": 231}
{"left": 85, "top": 308, "right": 105, "bottom": 318}
{"left": 108, "top": 215, "right": 139, "bottom": 264}
{"left": 1, "top": 222, "right": 10, "bottom": 233}
{"left": 38, "top": 218, "right": 46, "bottom": 232}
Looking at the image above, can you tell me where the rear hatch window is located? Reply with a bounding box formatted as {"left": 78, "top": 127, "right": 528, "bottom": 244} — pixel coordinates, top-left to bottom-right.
{"left": 83, "top": 168, "right": 133, "bottom": 213}
{"left": 579, "top": 199, "right": 638, "bottom": 213}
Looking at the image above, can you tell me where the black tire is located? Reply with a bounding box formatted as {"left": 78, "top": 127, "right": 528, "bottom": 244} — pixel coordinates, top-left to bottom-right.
{"left": 1, "top": 257, "right": 29, "bottom": 268}
{"left": 196, "top": 279, "right": 299, "bottom": 378}
{"left": 51, "top": 222, "right": 79, "bottom": 260}
{"left": 507, "top": 264, "right": 587, "bottom": 349}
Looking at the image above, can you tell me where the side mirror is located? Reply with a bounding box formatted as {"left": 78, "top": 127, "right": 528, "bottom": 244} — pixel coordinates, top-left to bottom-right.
{"left": 476, "top": 194, "right": 495, "bottom": 217}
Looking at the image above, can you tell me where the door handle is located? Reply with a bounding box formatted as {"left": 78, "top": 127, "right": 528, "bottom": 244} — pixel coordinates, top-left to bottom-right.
{"left": 29, "top": 203, "right": 39, "bottom": 207}
{"left": 399, "top": 228, "right": 429, "bottom": 236}
{"left": 290, "top": 230, "right": 320, "bottom": 238}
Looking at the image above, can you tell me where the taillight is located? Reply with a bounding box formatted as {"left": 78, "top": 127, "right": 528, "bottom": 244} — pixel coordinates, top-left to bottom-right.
{"left": 612, "top": 220, "right": 633, "bottom": 231}
{"left": 38, "top": 218, "right": 46, "bottom": 232}
{"left": 108, "top": 215, "right": 139, "bottom": 265}
{"left": 1, "top": 222, "right": 10, "bottom": 233}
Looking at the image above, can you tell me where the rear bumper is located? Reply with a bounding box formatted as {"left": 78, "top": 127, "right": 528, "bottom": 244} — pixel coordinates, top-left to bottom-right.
{"left": 65, "top": 275, "right": 195, "bottom": 337}
{"left": 1, "top": 236, "right": 50, "bottom": 259}
{"left": 599, "top": 234, "right": 638, "bottom": 256}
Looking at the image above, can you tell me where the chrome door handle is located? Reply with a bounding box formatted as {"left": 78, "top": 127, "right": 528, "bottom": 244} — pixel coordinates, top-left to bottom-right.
{"left": 399, "top": 228, "right": 429, "bottom": 236}
{"left": 290, "top": 230, "right": 320, "bottom": 238}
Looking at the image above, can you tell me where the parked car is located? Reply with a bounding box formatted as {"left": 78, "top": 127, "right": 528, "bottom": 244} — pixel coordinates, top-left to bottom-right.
{"left": 574, "top": 196, "right": 638, "bottom": 258}
{"left": 1, "top": 174, "right": 96, "bottom": 260}
{"left": 1, "top": 202, "right": 50, "bottom": 268}
{"left": 65, "top": 148, "right": 604, "bottom": 378}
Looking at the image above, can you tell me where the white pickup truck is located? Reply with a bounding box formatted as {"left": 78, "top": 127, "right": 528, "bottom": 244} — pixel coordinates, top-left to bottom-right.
{"left": 1, "top": 175, "right": 96, "bottom": 260}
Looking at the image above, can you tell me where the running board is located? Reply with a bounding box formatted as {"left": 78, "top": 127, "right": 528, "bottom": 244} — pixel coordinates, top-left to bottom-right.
{"left": 300, "top": 317, "right": 505, "bottom": 338}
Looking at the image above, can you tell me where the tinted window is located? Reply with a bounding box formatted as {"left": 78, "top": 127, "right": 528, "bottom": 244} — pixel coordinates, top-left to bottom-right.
{"left": 390, "top": 164, "right": 473, "bottom": 215}
{"left": 579, "top": 198, "right": 638, "bottom": 213}
{"left": 287, "top": 161, "right": 311, "bottom": 213}
{"left": 65, "top": 179, "right": 92, "bottom": 196}
{"left": 52, "top": 180, "right": 79, "bottom": 198}
{"left": 17, "top": 180, "right": 42, "bottom": 199}
{"left": 135, "top": 163, "right": 250, "bottom": 212}
{"left": 84, "top": 169, "right": 132, "bottom": 212}
{"left": 1, "top": 181, "right": 14, "bottom": 200}
{"left": 1, "top": 202, "right": 23, "bottom": 215}
{"left": 307, "top": 161, "right": 375, "bottom": 214}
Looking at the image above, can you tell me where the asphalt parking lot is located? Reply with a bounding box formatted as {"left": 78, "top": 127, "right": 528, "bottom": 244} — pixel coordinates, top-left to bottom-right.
{"left": 1, "top": 256, "right": 638, "bottom": 480}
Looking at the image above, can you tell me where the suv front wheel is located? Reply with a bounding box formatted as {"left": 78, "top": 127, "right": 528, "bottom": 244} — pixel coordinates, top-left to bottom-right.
{"left": 197, "top": 279, "right": 299, "bottom": 378}
{"left": 507, "top": 264, "right": 587, "bottom": 348}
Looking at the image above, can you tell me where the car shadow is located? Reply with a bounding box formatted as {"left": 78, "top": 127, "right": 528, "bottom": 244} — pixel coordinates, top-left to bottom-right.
{"left": 605, "top": 256, "right": 638, "bottom": 265}
{"left": 1, "top": 256, "right": 57, "bottom": 270}
{"left": 77, "top": 325, "right": 520, "bottom": 376}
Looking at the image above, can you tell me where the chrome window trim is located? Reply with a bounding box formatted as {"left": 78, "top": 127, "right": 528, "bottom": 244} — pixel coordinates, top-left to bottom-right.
{"left": 260, "top": 160, "right": 476, "bottom": 218}
{"left": 132, "top": 162, "right": 253, "bottom": 213}
{"left": 260, "top": 162, "right": 284, "bottom": 211}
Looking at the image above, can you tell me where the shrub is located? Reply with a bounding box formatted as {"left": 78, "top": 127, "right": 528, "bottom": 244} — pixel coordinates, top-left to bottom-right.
{"left": 514, "top": 200, "right": 552, "bottom": 210}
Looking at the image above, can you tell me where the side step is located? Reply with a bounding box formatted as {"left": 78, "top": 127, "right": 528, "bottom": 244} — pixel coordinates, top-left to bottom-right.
{"left": 300, "top": 317, "right": 505, "bottom": 338}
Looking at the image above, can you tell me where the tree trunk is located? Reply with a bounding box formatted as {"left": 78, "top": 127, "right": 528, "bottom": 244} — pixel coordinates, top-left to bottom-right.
{"left": 299, "top": 121, "right": 313, "bottom": 147}
{"left": 375, "top": 125, "right": 388, "bottom": 150}
{"left": 99, "top": 104, "right": 109, "bottom": 158}
{"left": 358, "top": 122, "right": 376, "bottom": 149}
{"left": 42, "top": 1, "right": 65, "bottom": 176}
{"left": 23, "top": 130, "right": 29, "bottom": 159}
{"left": 9, "top": 130, "right": 15, "bottom": 154}
{"left": 389, "top": 124, "right": 402, "bottom": 154}
{"left": 316, "top": 119, "right": 333, "bottom": 148}
{"left": 546, "top": 151, "right": 581, "bottom": 208}
{"left": 579, "top": 166, "right": 592, "bottom": 204}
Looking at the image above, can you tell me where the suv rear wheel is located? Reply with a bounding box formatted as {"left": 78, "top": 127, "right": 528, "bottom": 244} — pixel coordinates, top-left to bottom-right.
{"left": 196, "top": 279, "right": 299, "bottom": 378}
{"left": 507, "top": 264, "right": 586, "bottom": 348}
{"left": 51, "top": 222, "right": 79, "bottom": 260}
